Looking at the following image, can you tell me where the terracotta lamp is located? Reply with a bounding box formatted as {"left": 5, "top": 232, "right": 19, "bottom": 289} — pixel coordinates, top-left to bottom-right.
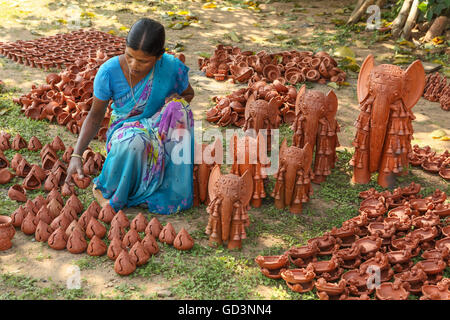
{"left": 350, "top": 54, "right": 425, "bottom": 188}
{"left": 205, "top": 165, "right": 253, "bottom": 250}
{"left": 292, "top": 84, "right": 339, "bottom": 184}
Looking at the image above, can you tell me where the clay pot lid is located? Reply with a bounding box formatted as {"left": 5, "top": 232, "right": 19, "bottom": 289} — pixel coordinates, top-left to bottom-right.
{"left": 315, "top": 278, "right": 347, "bottom": 295}
{"left": 416, "top": 259, "right": 447, "bottom": 274}
{"left": 354, "top": 236, "right": 382, "bottom": 254}
{"left": 375, "top": 282, "right": 409, "bottom": 300}
{"left": 280, "top": 267, "right": 315, "bottom": 283}
{"left": 254, "top": 254, "right": 288, "bottom": 270}
{"left": 310, "top": 258, "right": 338, "bottom": 273}
{"left": 287, "top": 244, "right": 319, "bottom": 259}
{"left": 409, "top": 226, "right": 438, "bottom": 242}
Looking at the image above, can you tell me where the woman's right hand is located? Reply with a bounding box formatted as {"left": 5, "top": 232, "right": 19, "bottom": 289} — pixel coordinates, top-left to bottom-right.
{"left": 65, "top": 157, "right": 84, "bottom": 185}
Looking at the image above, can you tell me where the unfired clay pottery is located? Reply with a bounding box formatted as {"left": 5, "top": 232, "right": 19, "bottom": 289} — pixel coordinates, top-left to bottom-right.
{"left": 65, "top": 220, "right": 84, "bottom": 238}
{"left": 98, "top": 204, "right": 116, "bottom": 224}
{"left": 130, "top": 212, "right": 148, "bottom": 233}
{"left": 85, "top": 217, "right": 106, "bottom": 239}
{"left": 12, "top": 134, "right": 27, "bottom": 150}
{"left": 332, "top": 245, "right": 362, "bottom": 269}
{"left": 173, "top": 228, "right": 194, "bottom": 251}
{"left": 360, "top": 252, "right": 394, "bottom": 283}
{"left": 107, "top": 237, "right": 125, "bottom": 260}
{"left": 114, "top": 249, "right": 136, "bottom": 276}
{"left": 66, "top": 228, "right": 87, "bottom": 254}
{"left": 11, "top": 206, "right": 27, "bottom": 227}
{"left": 0, "top": 168, "right": 15, "bottom": 184}
{"left": 50, "top": 136, "right": 65, "bottom": 151}
{"left": 35, "top": 220, "right": 54, "bottom": 242}
{"left": 0, "top": 215, "right": 15, "bottom": 251}
{"left": 307, "top": 234, "right": 340, "bottom": 256}
{"left": 351, "top": 55, "right": 425, "bottom": 188}
{"left": 354, "top": 235, "right": 383, "bottom": 259}
{"left": 159, "top": 222, "right": 176, "bottom": 245}
{"left": 27, "top": 136, "right": 42, "bottom": 151}
{"left": 65, "top": 194, "right": 83, "bottom": 214}
{"left": 21, "top": 210, "right": 39, "bottom": 235}
{"left": 145, "top": 217, "right": 163, "bottom": 238}
{"left": 71, "top": 173, "right": 91, "bottom": 189}
{"left": 141, "top": 234, "right": 159, "bottom": 255}
{"left": 122, "top": 229, "right": 141, "bottom": 248}
{"left": 47, "top": 188, "right": 63, "bottom": 206}
{"left": 87, "top": 235, "right": 107, "bottom": 256}
{"left": 8, "top": 184, "right": 27, "bottom": 202}
{"left": 78, "top": 210, "right": 94, "bottom": 230}
{"left": 111, "top": 210, "right": 129, "bottom": 229}
{"left": 47, "top": 227, "right": 68, "bottom": 250}
{"left": 47, "top": 198, "right": 62, "bottom": 220}
{"left": 394, "top": 265, "right": 428, "bottom": 295}
{"left": 280, "top": 264, "right": 316, "bottom": 293}
{"left": 36, "top": 206, "right": 53, "bottom": 225}
{"left": 107, "top": 223, "right": 125, "bottom": 241}
{"left": 129, "top": 241, "right": 150, "bottom": 266}
{"left": 61, "top": 183, "right": 76, "bottom": 197}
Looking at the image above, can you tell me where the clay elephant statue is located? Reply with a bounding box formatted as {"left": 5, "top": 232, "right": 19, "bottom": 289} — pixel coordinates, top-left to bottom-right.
{"left": 193, "top": 139, "right": 223, "bottom": 207}
{"left": 292, "top": 84, "right": 339, "bottom": 183}
{"left": 351, "top": 54, "right": 425, "bottom": 188}
{"left": 230, "top": 131, "right": 269, "bottom": 208}
{"left": 205, "top": 165, "right": 253, "bottom": 250}
{"left": 271, "top": 138, "right": 313, "bottom": 214}
{"left": 243, "top": 91, "right": 282, "bottom": 133}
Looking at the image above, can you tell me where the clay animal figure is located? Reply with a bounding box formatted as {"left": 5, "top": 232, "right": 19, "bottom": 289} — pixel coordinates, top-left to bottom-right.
{"left": 205, "top": 165, "right": 253, "bottom": 250}
{"left": 351, "top": 55, "right": 425, "bottom": 187}
{"left": 271, "top": 139, "right": 313, "bottom": 214}
{"left": 230, "top": 132, "right": 269, "bottom": 208}
{"left": 193, "top": 139, "right": 222, "bottom": 207}
{"left": 243, "top": 92, "right": 282, "bottom": 133}
{"left": 291, "top": 84, "right": 339, "bottom": 183}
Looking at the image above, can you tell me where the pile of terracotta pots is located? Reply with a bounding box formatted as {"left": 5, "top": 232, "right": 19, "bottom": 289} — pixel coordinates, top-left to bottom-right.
{"left": 12, "top": 50, "right": 112, "bottom": 141}
{"left": 0, "top": 29, "right": 125, "bottom": 71}
{"left": 423, "top": 72, "right": 449, "bottom": 111}
{"left": 409, "top": 145, "right": 449, "bottom": 180}
{"left": 199, "top": 45, "right": 347, "bottom": 85}
{"left": 255, "top": 183, "right": 450, "bottom": 300}
{"left": 0, "top": 132, "right": 104, "bottom": 201}
{"left": 206, "top": 78, "right": 296, "bottom": 127}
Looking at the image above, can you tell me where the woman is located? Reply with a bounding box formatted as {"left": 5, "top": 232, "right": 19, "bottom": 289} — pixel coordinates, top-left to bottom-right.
{"left": 65, "top": 18, "right": 195, "bottom": 215}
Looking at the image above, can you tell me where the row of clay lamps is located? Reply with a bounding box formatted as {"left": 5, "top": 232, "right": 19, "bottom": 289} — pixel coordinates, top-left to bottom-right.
{"left": 199, "top": 45, "right": 347, "bottom": 85}
{"left": 408, "top": 145, "right": 449, "bottom": 180}
{"left": 13, "top": 49, "right": 112, "bottom": 141}
{"left": 206, "top": 78, "right": 296, "bottom": 127}
{"left": 0, "top": 29, "right": 125, "bottom": 71}
{"left": 0, "top": 132, "right": 104, "bottom": 201}
{"left": 423, "top": 72, "right": 449, "bottom": 111}
{"left": 255, "top": 182, "right": 450, "bottom": 300}
{"left": 8, "top": 194, "right": 195, "bottom": 275}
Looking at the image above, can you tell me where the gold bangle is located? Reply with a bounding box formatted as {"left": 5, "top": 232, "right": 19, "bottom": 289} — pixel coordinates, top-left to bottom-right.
{"left": 70, "top": 153, "right": 83, "bottom": 160}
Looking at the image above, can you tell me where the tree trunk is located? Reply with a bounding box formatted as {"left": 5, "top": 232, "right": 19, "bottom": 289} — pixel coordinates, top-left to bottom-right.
{"left": 423, "top": 16, "right": 449, "bottom": 42}
{"left": 347, "top": 0, "right": 375, "bottom": 25}
{"left": 391, "top": 0, "right": 414, "bottom": 38}
{"left": 401, "top": 0, "right": 420, "bottom": 40}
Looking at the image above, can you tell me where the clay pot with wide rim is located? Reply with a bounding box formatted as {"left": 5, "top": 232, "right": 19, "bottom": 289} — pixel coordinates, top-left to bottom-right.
{"left": 420, "top": 279, "right": 450, "bottom": 300}
{"left": 375, "top": 280, "right": 410, "bottom": 300}
{"left": 0, "top": 215, "right": 15, "bottom": 251}
{"left": 307, "top": 234, "right": 340, "bottom": 256}
{"left": 354, "top": 235, "right": 383, "bottom": 259}
{"left": 286, "top": 242, "right": 319, "bottom": 267}
{"left": 341, "top": 269, "right": 374, "bottom": 296}
{"left": 280, "top": 264, "right": 316, "bottom": 293}
{"left": 255, "top": 254, "right": 289, "bottom": 279}
{"left": 309, "top": 257, "right": 343, "bottom": 282}
{"left": 315, "top": 278, "right": 347, "bottom": 300}
{"left": 393, "top": 265, "right": 429, "bottom": 295}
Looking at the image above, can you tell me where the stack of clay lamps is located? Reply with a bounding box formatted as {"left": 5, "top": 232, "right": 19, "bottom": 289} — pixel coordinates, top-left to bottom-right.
{"left": 12, "top": 49, "right": 112, "bottom": 141}
{"left": 206, "top": 78, "right": 296, "bottom": 127}
{"left": 423, "top": 72, "right": 449, "bottom": 111}
{"left": 198, "top": 45, "right": 347, "bottom": 85}
{"left": 408, "top": 145, "right": 450, "bottom": 181}
{"left": 255, "top": 183, "right": 450, "bottom": 300}
{"left": 0, "top": 29, "right": 125, "bottom": 71}
{"left": 0, "top": 133, "right": 105, "bottom": 202}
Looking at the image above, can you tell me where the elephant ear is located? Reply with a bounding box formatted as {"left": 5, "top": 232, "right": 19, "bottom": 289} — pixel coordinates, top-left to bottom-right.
{"left": 244, "top": 91, "right": 257, "bottom": 120}
{"left": 402, "top": 60, "right": 425, "bottom": 111}
{"left": 240, "top": 169, "right": 254, "bottom": 206}
{"left": 301, "top": 142, "right": 313, "bottom": 172}
{"left": 280, "top": 138, "right": 288, "bottom": 159}
{"left": 357, "top": 54, "right": 375, "bottom": 103}
{"left": 295, "top": 84, "right": 306, "bottom": 116}
{"left": 229, "top": 133, "right": 238, "bottom": 164}
{"left": 211, "top": 137, "right": 223, "bottom": 164}
{"left": 208, "top": 165, "right": 222, "bottom": 202}
{"left": 325, "top": 89, "right": 338, "bottom": 121}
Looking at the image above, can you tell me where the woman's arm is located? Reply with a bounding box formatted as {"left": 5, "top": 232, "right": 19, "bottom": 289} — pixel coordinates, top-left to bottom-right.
{"left": 180, "top": 83, "right": 195, "bottom": 103}
{"left": 65, "top": 97, "right": 109, "bottom": 183}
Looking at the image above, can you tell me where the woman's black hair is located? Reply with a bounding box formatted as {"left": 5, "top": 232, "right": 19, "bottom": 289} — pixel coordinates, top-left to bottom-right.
{"left": 126, "top": 18, "right": 165, "bottom": 57}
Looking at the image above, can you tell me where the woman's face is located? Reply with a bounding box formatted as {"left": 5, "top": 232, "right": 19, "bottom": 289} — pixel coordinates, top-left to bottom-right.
{"left": 124, "top": 46, "right": 161, "bottom": 78}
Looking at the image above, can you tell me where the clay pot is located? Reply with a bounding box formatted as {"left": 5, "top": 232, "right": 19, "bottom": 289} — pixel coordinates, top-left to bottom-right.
{"left": 61, "top": 183, "right": 76, "bottom": 196}
{"left": 47, "top": 188, "right": 64, "bottom": 206}
{"left": 87, "top": 235, "right": 107, "bottom": 256}
{"left": 35, "top": 221, "right": 54, "bottom": 242}
{"left": 0, "top": 134, "right": 11, "bottom": 151}
{"left": 122, "top": 229, "right": 141, "bottom": 248}
{"left": 315, "top": 278, "right": 347, "bottom": 300}
{"left": 111, "top": 210, "right": 129, "bottom": 229}
{"left": 281, "top": 265, "right": 316, "bottom": 293}
{"left": 10, "top": 153, "right": 22, "bottom": 171}
{"left": 332, "top": 245, "right": 362, "bottom": 269}
{"left": 107, "top": 237, "right": 125, "bottom": 260}
{"left": 22, "top": 170, "right": 42, "bottom": 190}
{"left": 159, "top": 222, "right": 176, "bottom": 245}
{"left": 11, "top": 206, "right": 27, "bottom": 227}
{"left": 66, "top": 228, "right": 87, "bottom": 254}
{"left": 16, "top": 158, "right": 32, "bottom": 178}
{"left": 78, "top": 210, "right": 94, "bottom": 230}
{"left": 71, "top": 173, "right": 91, "bottom": 189}
{"left": 375, "top": 281, "right": 410, "bottom": 300}
{"left": 353, "top": 235, "right": 383, "bottom": 258}
{"left": 309, "top": 257, "right": 343, "bottom": 282}
{"left": 0, "top": 168, "right": 15, "bottom": 184}
{"left": 141, "top": 234, "right": 159, "bottom": 255}
{"left": 173, "top": 228, "right": 194, "bottom": 251}
{"left": 98, "top": 204, "right": 116, "bottom": 224}
{"left": 0, "top": 215, "right": 15, "bottom": 251}
{"left": 86, "top": 217, "right": 107, "bottom": 239}
{"left": 287, "top": 243, "right": 319, "bottom": 268}
{"left": 50, "top": 136, "right": 65, "bottom": 152}
{"left": 62, "top": 146, "right": 74, "bottom": 163}
{"left": 49, "top": 211, "right": 72, "bottom": 231}
{"left": 65, "top": 220, "right": 84, "bottom": 238}
{"left": 0, "top": 151, "right": 9, "bottom": 169}
{"left": 114, "top": 249, "right": 136, "bottom": 276}
{"left": 420, "top": 279, "right": 450, "bottom": 300}
{"left": 85, "top": 201, "right": 101, "bottom": 219}
{"left": 341, "top": 269, "right": 373, "bottom": 296}
{"left": 394, "top": 265, "right": 428, "bottom": 295}
{"left": 36, "top": 206, "right": 53, "bottom": 225}
{"left": 307, "top": 234, "right": 340, "bottom": 256}
{"left": 107, "top": 223, "right": 125, "bottom": 241}
{"left": 130, "top": 212, "right": 148, "bottom": 233}
{"left": 11, "top": 134, "right": 27, "bottom": 150}
{"left": 66, "top": 194, "right": 83, "bottom": 215}
{"left": 255, "top": 254, "right": 289, "bottom": 279}
{"left": 21, "top": 210, "right": 39, "bottom": 235}
{"left": 48, "top": 227, "right": 68, "bottom": 250}
{"left": 47, "top": 198, "right": 63, "bottom": 220}
{"left": 27, "top": 136, "right": 42, "bottom": 151}
{"left": 433, "top": 203, "right": 450, "bottom": 217}
{"left": 129, "top": 241, "right": 150, "bottom": 266}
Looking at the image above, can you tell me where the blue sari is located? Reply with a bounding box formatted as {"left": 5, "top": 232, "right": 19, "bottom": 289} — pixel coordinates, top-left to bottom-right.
{"left": 93, "top": 54, "right": 194, "bottom": 214}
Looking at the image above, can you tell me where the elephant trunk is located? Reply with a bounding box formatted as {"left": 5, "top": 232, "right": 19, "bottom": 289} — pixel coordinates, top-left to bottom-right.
{"left": 369, "top": 95, "right": 390, "bottom": 172}
{"left": 198, "top": 164, "right": 210, "bottom": 203}
{"left": 284, "top": 164, "right": 298, "bottom": 206}
{"left": 302, "top": 117, "right": 319, "bottom": 150}
{"left": 221, "top": 197, "right": 233, "bottom": 241}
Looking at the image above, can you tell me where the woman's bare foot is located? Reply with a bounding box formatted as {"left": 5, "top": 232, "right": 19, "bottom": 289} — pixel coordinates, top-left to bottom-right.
{"left": 92, "top": 184, "right": 109, "bottom": 207}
